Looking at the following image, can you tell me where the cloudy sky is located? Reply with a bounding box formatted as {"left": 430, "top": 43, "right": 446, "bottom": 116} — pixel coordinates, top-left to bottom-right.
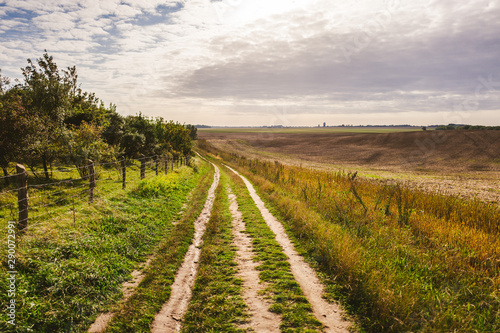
{"left": 1, "top": 0, "right": 499, "bottom": 126}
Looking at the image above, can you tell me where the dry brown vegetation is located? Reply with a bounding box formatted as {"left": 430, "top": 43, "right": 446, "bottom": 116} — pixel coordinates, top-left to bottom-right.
{"left": 200, "top": 129, "right": 500, "bottom": 204}
{"left": 197, "top": 137, "right": 500, "bottom": 332}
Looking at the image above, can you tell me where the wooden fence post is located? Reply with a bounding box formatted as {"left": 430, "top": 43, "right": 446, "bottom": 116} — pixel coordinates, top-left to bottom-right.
{"left": 121, "top": 159, "right": 126, "bottom": 189}
{"left": 88, "top": 160, "right": 95, "bottom": 204}
{"left": 164, "top": 156, "right": 168, "bottom": 175}
{"left": 155, "top": 156, "right": 159, "bottom": 176}
{"left": 171, "top": 157, "right": 174, "bottom": 171}
{"left": 16, "top": 164, "right": 28, "bottom": 232}
{"left": 140, "top": 158, "right": 146, "bottom": 179}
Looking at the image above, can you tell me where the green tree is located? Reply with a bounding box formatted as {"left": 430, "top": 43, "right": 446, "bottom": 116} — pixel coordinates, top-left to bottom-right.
{"left": 122, "top": 113, "right": 158, "bottom": 157}
{"left": 63, "top": 122, "right": 116, "bottom": 177}
{"left": 185, "top": 124, "right": 198, "bottom": 140}
{"left": 20, "top": 53, "right": 76, "bottom": 178}
{"left": 0, "top": 88, "right": 38, "bottom": 183}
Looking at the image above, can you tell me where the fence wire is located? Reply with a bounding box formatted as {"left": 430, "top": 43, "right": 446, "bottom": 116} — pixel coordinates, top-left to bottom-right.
{"left": 0, "top": 155, "right": 191, "bottom": 231}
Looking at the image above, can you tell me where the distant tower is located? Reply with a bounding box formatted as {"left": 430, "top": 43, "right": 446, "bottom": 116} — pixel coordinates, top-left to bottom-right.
{"left": 323, "top": 122, "right": 326, "bottom": 127}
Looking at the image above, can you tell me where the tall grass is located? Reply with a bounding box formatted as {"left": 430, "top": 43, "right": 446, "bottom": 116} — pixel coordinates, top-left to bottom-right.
{"left": 198, "top": 140, "right": 500, "bottom": 332}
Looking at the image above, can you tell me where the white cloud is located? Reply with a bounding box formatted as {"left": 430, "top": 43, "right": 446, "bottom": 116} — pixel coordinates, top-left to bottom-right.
{"left": 32, "top": 12, "right": 76, "bottom": 31}
{"left": 1, "top": 0, "right": 499, "bottom": 126}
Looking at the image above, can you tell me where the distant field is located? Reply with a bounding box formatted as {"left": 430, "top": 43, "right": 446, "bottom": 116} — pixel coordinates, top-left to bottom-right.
{"left": 199, "top": 126, "right": 425, "bottom": 134}
{"left": 199, "top": 129, "right": 500, "bottom": 204}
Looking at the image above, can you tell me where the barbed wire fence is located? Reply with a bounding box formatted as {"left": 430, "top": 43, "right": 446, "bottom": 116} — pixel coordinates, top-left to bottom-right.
{"left": 0, "top": 154, "right": 190, "bottom": 235}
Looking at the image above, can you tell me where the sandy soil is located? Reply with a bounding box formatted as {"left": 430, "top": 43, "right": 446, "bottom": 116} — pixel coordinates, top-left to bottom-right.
{"left": 228, "top": 190, "right": 281, "bottom": 332}
{"left": 225, "top": 165, "right": 351, "bottom": 333}
{"left": 151, "top": 163, "right": 220, "bottom": 333}
{"left": 201, "top": 130, "right": 500, "bottom": 205}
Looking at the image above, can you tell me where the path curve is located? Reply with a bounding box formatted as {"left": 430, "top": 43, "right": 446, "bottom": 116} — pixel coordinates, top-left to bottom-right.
{"left": 225, "top": 164, "right": 350, "bottom": 333}
{"left": 151, "top": 161, "right": 220, "bottom": 333}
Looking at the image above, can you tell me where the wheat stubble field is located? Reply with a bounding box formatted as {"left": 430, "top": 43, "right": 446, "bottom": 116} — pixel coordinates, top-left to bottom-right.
{"left": 199, "top": 127, "right": 500, "bottom": 204}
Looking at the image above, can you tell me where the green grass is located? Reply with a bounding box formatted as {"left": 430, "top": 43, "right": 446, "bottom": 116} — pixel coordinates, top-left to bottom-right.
{"left": 182, "top": 172, "right": 248, "bottom": 332}
{"left": 105, "top": 161, "right": 214, "bottom": 332}
{"left": 0, "top": 160, "right": 207, "bottom": 333}
{"left": 226, "top": 167, "right": 323, "bottom": 332}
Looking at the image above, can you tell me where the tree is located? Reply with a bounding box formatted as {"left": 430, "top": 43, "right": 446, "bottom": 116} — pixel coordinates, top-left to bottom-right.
{"left": 0, "top": 88, "right": 39, "bottom": 183}
{"left": 102, "top": 106, "right": 125, "bottom": 147}
{"left": 63, "top": 122, "right": 116, "bottom": 177}
{"left": 122, "top": 113, "right": 158, "bottom": 157}
{"left": 22, "top": 52, "right": 73, "bottom": 123}
{"left": 0, "top": 69, "right": 11, "bottom": 95}
{"left": 185, "top": 124, "right": 198, "bottom": 140}
{"left": 120, "top": 130, "right": 146, "bottom": 159}
{"left": 1, "top": 53, "right": 197, "bottom": 179}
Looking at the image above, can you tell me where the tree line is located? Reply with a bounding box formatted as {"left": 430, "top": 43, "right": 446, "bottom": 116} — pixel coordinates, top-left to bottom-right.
{"left": 0, "top": 53, "right": 197, "bottom": 181}
{"left": 435, "top": 124, "right": 500, "bottom": 130}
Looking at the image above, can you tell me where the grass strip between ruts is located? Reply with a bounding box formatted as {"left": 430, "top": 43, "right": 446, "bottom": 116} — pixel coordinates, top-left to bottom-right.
{"left": 181, "top": 171, "right": 248, "bottom": 332}
{"left": 227, "top": 167, "right": 323, "bottom": 332}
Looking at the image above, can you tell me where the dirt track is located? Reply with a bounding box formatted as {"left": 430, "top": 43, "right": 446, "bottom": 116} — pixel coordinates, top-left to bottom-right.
{"left": 151, "top": 162, "right": 220, "bottom": 332}
{"left": 226, "top": 165, "right": 350, "bottom": 333}
{"left": 228, "top": 190, "right": 281, "bottom": 332}
{"left": 87, "top": 156, "right": 351, "bottom": 332}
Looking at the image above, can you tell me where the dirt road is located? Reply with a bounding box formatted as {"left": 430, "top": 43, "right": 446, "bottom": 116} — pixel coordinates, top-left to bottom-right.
{"left": 225, "top": 165, "right": 350, "bottom": 333}
{"left": 88, "top": 156, "right": 351, "bottom": 332}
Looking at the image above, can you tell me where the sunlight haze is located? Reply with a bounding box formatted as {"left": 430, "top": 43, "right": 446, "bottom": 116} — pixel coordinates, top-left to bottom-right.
{"left": 1, "top": 0, "right": 499, "bottom": 126}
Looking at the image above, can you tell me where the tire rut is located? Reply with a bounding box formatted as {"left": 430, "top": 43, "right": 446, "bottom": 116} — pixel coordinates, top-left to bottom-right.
{"left": 228, "top": 190, "right": 281, "bottom": 332}
{"left": 151, "top": 162, "right": 220, "bottom": 333}
{"left": 225, "top": 164, "right": 351, "bottom": 333}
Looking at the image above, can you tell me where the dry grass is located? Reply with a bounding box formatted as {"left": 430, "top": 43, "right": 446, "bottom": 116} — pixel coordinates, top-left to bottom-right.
{"left": 198, "top": 140, "right": 500, "bottom": 332}
{"left": 199, "top": 129, "right": 500, "bottom": 204}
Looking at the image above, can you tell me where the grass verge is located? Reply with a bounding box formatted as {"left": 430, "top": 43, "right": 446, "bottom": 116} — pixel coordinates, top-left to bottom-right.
{"left": 0, "top": 161, "right": 208, "bottom": 333}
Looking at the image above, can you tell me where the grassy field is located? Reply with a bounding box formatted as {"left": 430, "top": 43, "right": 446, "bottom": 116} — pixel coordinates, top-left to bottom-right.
{"left": 0, "top": 158, "right": 209, "bottom": 332}
{"left": 198, "top": 139, "right": 500, "bottom": 332}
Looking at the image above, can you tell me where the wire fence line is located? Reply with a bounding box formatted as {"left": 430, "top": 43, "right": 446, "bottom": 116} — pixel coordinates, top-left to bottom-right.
{"left": 0, "top": 154, "right": 191, "bottom": 233}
